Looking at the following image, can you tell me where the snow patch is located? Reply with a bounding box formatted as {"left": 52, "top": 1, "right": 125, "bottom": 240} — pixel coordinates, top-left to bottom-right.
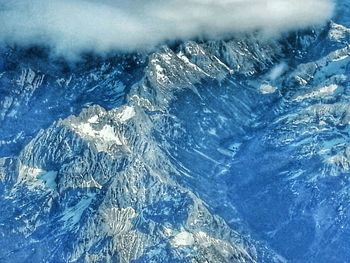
{"left": 100, "top": 125, "right": 121, "bottom": 143}
{"left": 259, "top": 84, "right": 277, "bottom": 94}
{"left": 61, "top": 193, "right": 95, "bottom": 229}
{"left": 71, "top": 121, "right": 123, "bottom": 152}
{"left": 294, "top": 84, "right": 339, "bottom": 101}
{"left": 19, "top": 164, "right": 43, "bottom": 181}
{"left": 80, "top": 176, "right": 102, "bottom": 189}
{"left": 116, "top": 106, "right": 135, "bottom": 122}
{"left": 39, "top": 171, "right": 58, "bottom": 189}
{"left": 155, "top": 64, "right": 169, "bottom": 83}
{"left": 18, "top": 164, "right": 57, "bottom": 190}
{"left": 87, "top": 115, "right": 99, "bottom": 124}
{"left": 328, "top": 22, "right": 350, "bottom": 41}
{"left": 171, "top": 231, "right": 194, "bottom": 247}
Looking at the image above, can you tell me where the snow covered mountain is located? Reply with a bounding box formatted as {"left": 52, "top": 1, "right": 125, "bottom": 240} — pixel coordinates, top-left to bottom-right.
{"left": 0, "top": 2, "right": 349, "bottom": 263}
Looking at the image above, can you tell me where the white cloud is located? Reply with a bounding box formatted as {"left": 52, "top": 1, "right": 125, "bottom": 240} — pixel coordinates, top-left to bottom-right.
{"left": 0, "top": 0, "right": 334, "bottom": 59}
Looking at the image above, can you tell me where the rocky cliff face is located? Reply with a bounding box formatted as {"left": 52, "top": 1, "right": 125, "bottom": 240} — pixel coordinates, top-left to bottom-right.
{"left": 0, "top": 6, "right": 350, "bottom": 263}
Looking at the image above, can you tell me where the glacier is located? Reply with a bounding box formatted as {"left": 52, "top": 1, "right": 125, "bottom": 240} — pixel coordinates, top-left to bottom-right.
{"left": 0, "top": 1, "right": 350, "bottom": 263}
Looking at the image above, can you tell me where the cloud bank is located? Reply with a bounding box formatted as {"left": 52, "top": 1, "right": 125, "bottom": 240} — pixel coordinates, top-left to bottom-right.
{"left": 0, "top": 0, "right": 334, "bottom": 58}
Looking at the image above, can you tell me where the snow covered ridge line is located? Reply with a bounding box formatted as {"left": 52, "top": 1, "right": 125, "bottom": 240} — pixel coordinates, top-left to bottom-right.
{"left": 0, "top": 0, "right": 334, "bottom": 59}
